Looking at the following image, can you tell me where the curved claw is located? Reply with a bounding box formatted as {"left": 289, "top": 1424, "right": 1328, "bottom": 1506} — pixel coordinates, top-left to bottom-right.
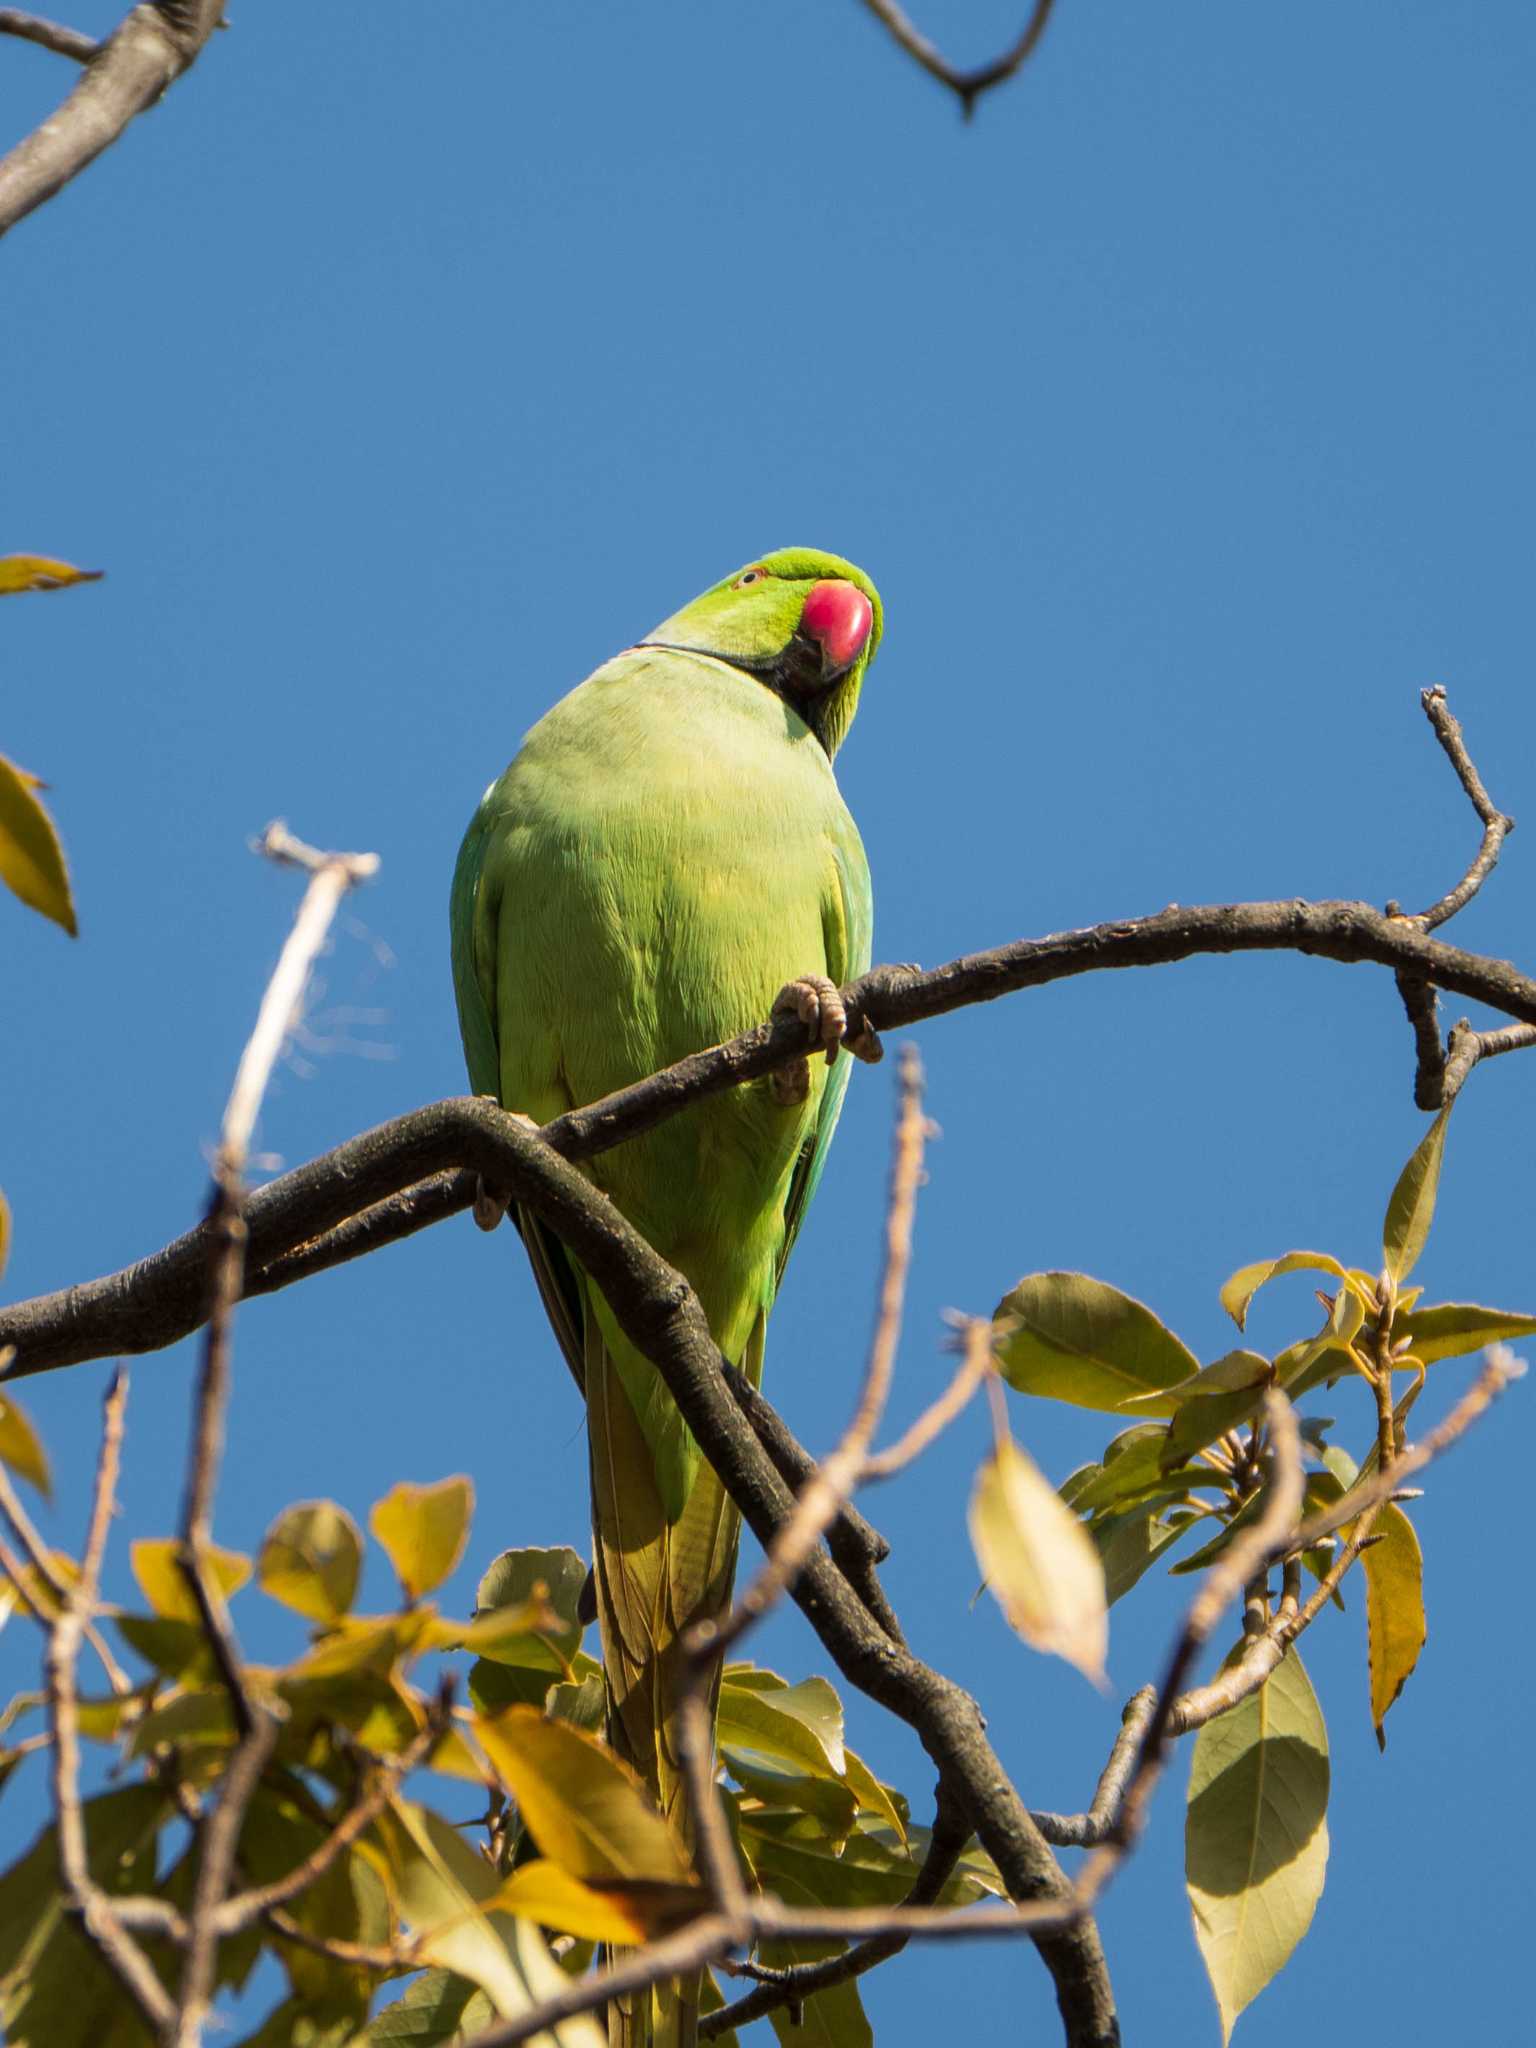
{"left": 770, "top": 975, "right": 881, "bottom": 1102}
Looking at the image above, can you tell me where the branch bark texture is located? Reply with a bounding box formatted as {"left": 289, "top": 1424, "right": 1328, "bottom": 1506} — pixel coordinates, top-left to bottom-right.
{"left": 7, "top": 888, "right": 1536, "bottom": 1382}
{"left": 0, "top": 2, "right": 223, "bottom": 239}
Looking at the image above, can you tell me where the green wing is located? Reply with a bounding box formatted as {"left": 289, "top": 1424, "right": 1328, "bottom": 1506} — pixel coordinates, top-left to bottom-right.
{"left": 776, "top": 828, "right": 874, "bottom": 1286}
{"left": 450, "top": 796, "right": 586, "bottom": 1394}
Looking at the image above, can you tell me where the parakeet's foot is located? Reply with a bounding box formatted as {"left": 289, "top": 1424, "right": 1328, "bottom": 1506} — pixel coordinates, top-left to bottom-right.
{"left": 770, "top": 975, "right": 883, "bottom": 1103}
{"left": 472, "top": 1112, "right": 543, "bottom": 1229}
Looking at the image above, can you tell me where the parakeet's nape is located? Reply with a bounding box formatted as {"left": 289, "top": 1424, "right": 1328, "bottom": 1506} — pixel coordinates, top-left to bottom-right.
{"left": 450, "top": 549, "right": 881, "bottom": 2046}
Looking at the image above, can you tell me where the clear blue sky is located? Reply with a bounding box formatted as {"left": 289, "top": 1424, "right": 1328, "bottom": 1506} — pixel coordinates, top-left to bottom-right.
{"left": 4, "top": 3, "right": 1534, "bottom": 2040}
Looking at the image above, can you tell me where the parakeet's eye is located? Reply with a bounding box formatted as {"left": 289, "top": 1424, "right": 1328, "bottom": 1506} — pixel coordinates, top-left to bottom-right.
{"left": 734, "top": 566, "right": 766, "bottom": 588}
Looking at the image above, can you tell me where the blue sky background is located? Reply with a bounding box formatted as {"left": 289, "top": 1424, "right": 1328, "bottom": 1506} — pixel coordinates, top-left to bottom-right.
{"left": 3, "top": 2, "right": 1534, "bottom": 2040}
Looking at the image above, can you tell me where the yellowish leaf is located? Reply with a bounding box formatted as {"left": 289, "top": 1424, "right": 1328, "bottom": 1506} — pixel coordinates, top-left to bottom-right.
{"left": 370, "top": 1475, "right": 473, "bottom": 1600}
{"left": 0, "top": 753, "right": 76, "bottom": 935}
{"left": 1218, "top": 1251, "right": 1348, "bottom": 1332}
{"left": 490, "top": 1858, "right": 702, "bottom": 1946}
{"left": 970, "top": 1432, "right": 1108, "bottom": 1686}
{"left": 258, "top": 1499, "right": 363, "bottom": 1621}
{"left": 0, "top": 1390, "right": 51, "bottom": 1498}
{"left": 0, "top": 554, "right": 103, "bottom": 595}
{"left": 376, "top": 1799, "right": 604, "bottom": 2039}
{"left": 475, "top": 1704, "right": 697, "bottom": 1887}
{"left": 1362, "top": 1502, "right": 1426, "bottom": 1747}
{"left": 130, "top": 1537, "right": 250, "bottom": 1621}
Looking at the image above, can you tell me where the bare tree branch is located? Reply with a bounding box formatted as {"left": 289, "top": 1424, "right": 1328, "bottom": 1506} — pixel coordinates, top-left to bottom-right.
{"left": 0, "top": 2, "right": 225, "bottom": 241}
{"left": 857, "top": 0, "right": 1057, "bottom": 117}
{"left": 1410, "top": 685, "right": 1516, "bottom": 931}
{"left": 0, "top": 7, "right": 97, "bottom": 60}
{"left": 13, "top": 895, "right": 1536, "bottom": 1385}
{"left": 1029, "top": 1688, "right": 1158, "bottom": 1849}
{"left": 1441, "top": 1015, "right": 1536, "bottom": 1108}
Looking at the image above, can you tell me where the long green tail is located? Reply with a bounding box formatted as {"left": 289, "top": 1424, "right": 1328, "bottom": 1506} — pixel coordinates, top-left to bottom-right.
{"left": 585, "top": 1312, "right": 760, "bottom": 2047}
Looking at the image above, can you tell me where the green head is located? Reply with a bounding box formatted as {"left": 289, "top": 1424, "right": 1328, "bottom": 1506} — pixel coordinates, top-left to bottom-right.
{"left": 641, "top": 546, "right": 882, "bottom": 758}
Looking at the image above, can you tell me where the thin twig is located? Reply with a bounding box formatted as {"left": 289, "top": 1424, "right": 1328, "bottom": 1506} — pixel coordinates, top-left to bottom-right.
{"left": 864, "top": 1316, "right": 993, "bottom": 1480}
{"left": 169, "top": 827, "right": 378, "bottom": 2048}
{"left": 1085, "top": 1393, "right": 1305, "bottom": 1868}
{"left": 0, "top": 7, "right": 96, "bottom": 60}
{"left": 0, "top": 1460, "right": 131, "bottom": 1691}
{"left": 1030, "top": 1689, "right": 1159, "bottom": 1848}
{"left": 43, "top": 1371, "right": 175, "bottom": 2035}
{"left": 1410, "top": 686, "right": 1516, "bottom": 931}
{"left": 213, "top": 1687, "right": 451, "bottom": 1933}
{"left": 1441, "top": 1017, "right": 1536, "bottom": 1108}
{"left": 1394, "top": 686, "right": 1522, "bottom": 1106}
{"left": 857, "top": 0, "right": 1057, "bottom": 116}
{"left": 263, "top": 1904, "right": 419, "bottom": 1971}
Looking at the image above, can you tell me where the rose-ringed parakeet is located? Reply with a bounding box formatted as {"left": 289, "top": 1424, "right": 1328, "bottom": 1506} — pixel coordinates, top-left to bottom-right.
{"left": 450, "top": 548, "right": 881, "bottom": 2045}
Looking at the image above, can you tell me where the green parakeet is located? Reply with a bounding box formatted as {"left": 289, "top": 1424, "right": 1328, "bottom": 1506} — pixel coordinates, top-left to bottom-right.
{"left": 450, "top": 548, "right": 881, "bottom": 2045}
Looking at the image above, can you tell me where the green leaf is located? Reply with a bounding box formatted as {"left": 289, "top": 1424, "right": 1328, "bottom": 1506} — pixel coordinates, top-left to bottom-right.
{"left": 1390, "top": 1301, "right": 1536, "bottom": 1366}
{"left": 113, "top": 1613, "right": 218, "bottom": 1680}
{"left": 840, "top": 1744, "right": 909, "bottom": 1845}
{"left": 127, "top": 1686, "right": 236, "bottom": 1758}
{"left": 970, "top": 1432, "right": 1108, "bottom": 1685}
{"left": 1218, "top": 1252, "right": 1347, "bottom": 1332}
{"left": 1362, "top": 1502, "right": 1426, "bottom": 1748}
{"left": 473, "top": 1546, "right": 587, "bottom": 1668}
{"left": 365, "top": 1967, "right": 494, "bottom": 2045}
{"left": 130, "top": 1536, "right": 250, "bottom": 1620}
{"left": 0, "top": 1785, "right": 167, "bottom": 2048}
{"left": 0, "top": 1393, "right": 50, "bottom": 1499}
{"left": 474, "top": 1705, "right": 696, "bottom": 1887}
{"left": 0, "top": 755, "right": 75, "bottom": 936}
{"left": 993, "top": 1271, "right": 1198, "bottom": 1411}
{"left": 370, "top": 1476, "right": 473, "bottom": 1600}
{"left": 1093, "top": 1505, "right": 1199, "bottom": 1604}
{"left": 1382, "top": 1109, "right": 1450, "bottom": 1285}
{"left": 0, "top": 555, "right": 102, "bottom": 596}
{"left": 1162, "top": 1353, "right": 1272, "bottom": 1466}
{"left": 545, "top": 1673, "right": 607, "bottom": 1734}
{"left": 1186, "top": 1650, "right": 1330, "bottom": 2043}
{"left": 1169, "top": 1485, "right": 1268, "bottom": 1576}
{"left": 723, "top": 1754, "right": 860, "bottom": 1840}
{"left": 375, "top": 1800, "right": 603, "bottom": 2040}
{"left": 258, "top": 1500, "right": 363, "bottom": 1622}
{"left": 717, "top": 1673, "right": 845, "bottom": 1780}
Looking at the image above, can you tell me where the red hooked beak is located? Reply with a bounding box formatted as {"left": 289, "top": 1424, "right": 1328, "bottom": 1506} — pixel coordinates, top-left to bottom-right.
{"left": 799, "top": 579, "right": 874, "bottom": 678}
